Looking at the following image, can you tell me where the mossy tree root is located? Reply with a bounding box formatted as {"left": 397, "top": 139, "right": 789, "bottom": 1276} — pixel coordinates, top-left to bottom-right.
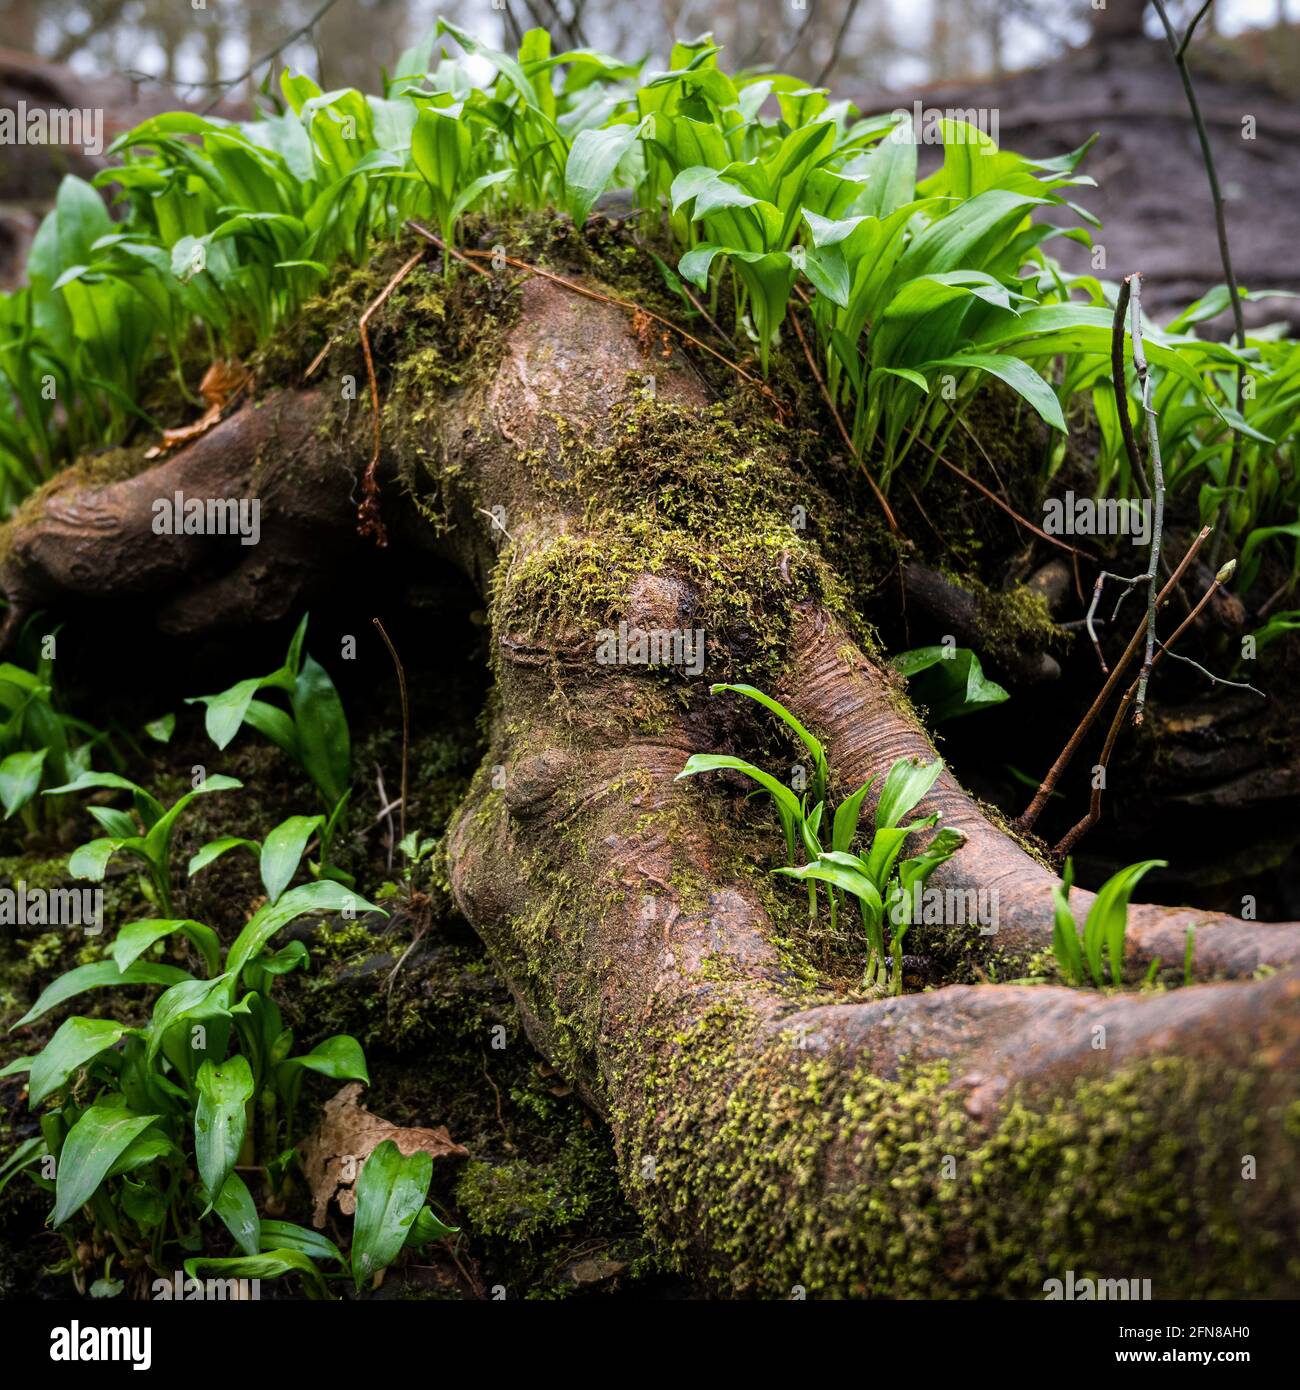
{"left": 4, "top": 272, "right": 1299, "bottom": 1296}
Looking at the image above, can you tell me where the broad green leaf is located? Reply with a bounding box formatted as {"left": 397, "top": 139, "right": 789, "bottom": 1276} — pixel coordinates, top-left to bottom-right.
{"left": 211, "top": 1169, "right": 260, "bottom": 1255}
{"left": 710, "top": 684, "right": 828, "bottom": 803}
{"left": 188, "top": 836, "right": 259, "bottom": 878}
{"left": 1051, "top": 858, "right": 1083, "bottom": 986}
{"left": 13, "top": 959, "right": 191, "bottom": 1028}
{"left": 226, "top": 881, "right": 380, "bottom": 982}
{"left": 259, "top": 1220, "right": 343, "bottom": 1264}
{"left": 1084, "top": 859, "right": 1166, "bottom": 988}
{"left": 28, "top": 1016, "right": 127, "bottom": 1107}
{"left": 292, "top": 655, "right": 350, "bottom": 806}
{"left": 565, "top": 118, "right": 647, "bottom": 224}
{"left": 875, "top": 756, "right": 944, "bottom": 831}
{"left": 0, "top": 748, "right": 47, "bottom": 817}
{"left": 675, "top": 753, "right": 804, "bottom": 828}
{"left": 184, "top": 1250, "right": 330, "bottom": 1299}
{"left": 277, "top": 1034, "right": 368, "bottom": 1084}
{"left": 405, "top": 1205, "right": 459, "bottom": 1248}
{"left": 350, "top": 1139, "right": 433, "bottom": 1289}
{"left": 922, "top": 353, "right": 1066, "bottom": 433}
{"left": 52, "top": 1101, "right": 157, "bottom": 1227}
{"left": 67, "top": 837, "right": 125, "bottom": 881}
{"left": 260, "top": 815, "right": 324, "bottom": 904}
{"left": 187, "top": 677, "right": 263, "bottom": 750}
{"left": 195, "top": 1054, "right": 254, "bottom": 1208}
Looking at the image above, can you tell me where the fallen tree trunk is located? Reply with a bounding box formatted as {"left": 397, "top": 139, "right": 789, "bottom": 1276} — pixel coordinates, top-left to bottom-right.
{"left": 4, "top": 255, "right": 1299, "bottom": 1296}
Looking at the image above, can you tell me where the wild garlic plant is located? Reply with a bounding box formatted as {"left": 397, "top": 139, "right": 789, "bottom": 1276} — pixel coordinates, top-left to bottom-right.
{"left": 3, "top": 24, "right": 1296, "bottom": 599}
{"left": 1050, "top": 857, "right": 1167, "bottom": 989}
{"left": 187, "top": 614, "right": 352, "bottom": 881}
{"left": 677, "top": 683, "right": 965, "bottom": 990}
{"left": 2, "top": 866, "right": 455, "bottom": 1297}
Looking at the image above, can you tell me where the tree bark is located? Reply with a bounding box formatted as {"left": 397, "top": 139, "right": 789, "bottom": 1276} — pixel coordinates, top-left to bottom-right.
{"left": 4, "top": 260, "right": 1299, "bottom": 1296}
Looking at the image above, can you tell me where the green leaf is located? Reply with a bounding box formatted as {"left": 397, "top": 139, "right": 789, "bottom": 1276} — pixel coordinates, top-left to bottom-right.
{"left": 709, "top": 683, "right": 828, "bottom": 804}
{"left": 565, "top": 118, "right": 647, "bottom": 225}
{"left": 195, "top": 1054, "right": 254, "bottom": 1209}
{"left": 922, "top": 353, "right": 1066, "bottom": 432}
{"left": 893, "top": 646, "right": 1009, "bottom": 722}
{"left": 52, "top": 1101, "right": 157, "bottom": 1227}
{"left": 831, "top": 778, "right": 875, "bottom": 854}
{"left": 776, "top": 857, "right": 883, "bottom": 927}
{"left": 292, "top": 655, "right": 351, "bottom": 807}
{"left": 67, "top": 838, "right": 127, "bottom": 881}
{"left": 802, "top": 245, "right": 849, "bottom": 308}
{"left": 875, "top": 756, "right": 944, "bottom": 831}
{"left": 277, "top": 1034, "right": 369, "bottom": 1084}
{"left": 0, "top": 748, "right": 47, "bottom": 818}
{"left": 28, "top": 1016, "right": 128, "bottom": 1108}
{"left": 259, "top": 1220, "right": 344, "bottom": 1264}
{"left": 226, "top": 881, "right": 380, "bottom": 982}
{"left": 109, "top": 918, "right": 221, "bottom": 976}
{"left": 1051, "top": 858, "right": 1083, "bottom": 986}
{"left": 188, "top": 836, "right": 258, "bottom": 878}
{"left": 184, "top": 1250, "right": 330, "bottom": 1299}
{"left": 260, "top": 815, "right": 324, "bottom": 904}
{"left": 146, "top": 973, "right": 232, "bottom": 1064}
{"left": 1084, "top": 859, "right": 1166, "bottom": 988}
{"left": 405, "top": 1205, "right": 459, "bottom": 1248}
{"left": 211, "top": 1170, "right": 260, "bottom": 1255}
{"left": 13, "top": 958, "right": 191, "bottom": 1028}
{"left": 675, "top": 753, "right": 804, "bottom": 829}
{"left": 107, "top": 1127, "right": 177, "bottom": 1177}
{"left": 143, "top": 713, "right": 175, "bottom": 744}
{"left": 350, "top": 1139, "right": 433, "bottom": 1289}
{"left": 187, "top": 677, "right": 263, "bottom": 750}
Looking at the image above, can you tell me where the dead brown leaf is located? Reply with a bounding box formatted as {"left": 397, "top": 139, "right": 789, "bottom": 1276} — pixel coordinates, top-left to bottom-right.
{"left": 300, "top": 1082, "right": 468, "bottom": 1229}
{"left": 144, "top": 358, "right": 250, "bottom": 459}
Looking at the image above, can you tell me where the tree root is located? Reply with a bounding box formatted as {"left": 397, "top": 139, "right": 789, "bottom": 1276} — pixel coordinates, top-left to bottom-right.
{"left": 4, "top": 271, "right": 1299, "bottom": 1296}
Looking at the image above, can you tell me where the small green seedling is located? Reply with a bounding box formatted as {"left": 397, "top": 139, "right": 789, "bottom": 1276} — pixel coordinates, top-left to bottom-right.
{"left": 1050, "top": 857, "right": 1167, "bottom": 988}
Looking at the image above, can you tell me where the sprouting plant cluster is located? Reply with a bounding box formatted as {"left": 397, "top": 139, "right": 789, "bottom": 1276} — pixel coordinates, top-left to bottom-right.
{"left": 680, "top": 684, "right": 1179, "bottom": 996}
{"left": 677, "top": 683, "right": 965, "bottom": 993}
{"left": 0, "top": 616, "right": 453, "bottom": 1298}
{"left": 0, "top": 22, "right": 1295, "bottom": 593}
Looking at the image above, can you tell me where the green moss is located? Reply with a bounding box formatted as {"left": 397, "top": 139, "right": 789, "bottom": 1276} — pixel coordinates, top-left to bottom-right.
{"left": 614, "top": 1002, "right": 1299, "bottom": 1297}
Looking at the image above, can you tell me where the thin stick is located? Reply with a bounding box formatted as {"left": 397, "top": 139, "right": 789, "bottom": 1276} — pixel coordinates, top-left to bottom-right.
{"left": 357, "top": 251, "right": 425, "bottom": 546}
{"left": 916, "top": 438, "right": 1086, "bottom": 556}
{"left": 372, "top": 618, "right": 409, "bottom": 848}
{"left": 1156, "top": 642, "right": 1265, "bottom": 698}
{"left": 405, "top": 221, "right": 493, "bottom": 279}
{"left": 1055, "top": 557, "right": 1243, "bottom": 853}
{"left": 1083, "top": 275, "right": 1165, "bottom": 688}
{"left": 788, "top": 308, "right": 899, "bottom": 533}
{"left": 1130, "top": 274, "right": 1166, "bottom": 723}
{"left": 1151, "top": 0, "right": 1246, "bottom": 569}
{"left": 200, "top": 0, "right": 341, "bottom": 114}
{"left": 1016, "top": 525, "right": 1210, "bottom": 831}
{"left": 1109, "top": 276, "right": 1151, "bottom": 501}
{"left": 476, "top": 252, "right": 782, "bottom": 410}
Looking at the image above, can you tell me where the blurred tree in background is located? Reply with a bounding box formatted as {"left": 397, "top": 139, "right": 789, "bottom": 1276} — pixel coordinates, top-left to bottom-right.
{"left": 1, "top": 0, "right": 1291, "bottom": 97}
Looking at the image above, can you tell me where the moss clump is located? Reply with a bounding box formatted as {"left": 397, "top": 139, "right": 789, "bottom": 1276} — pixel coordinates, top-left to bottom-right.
{"left": 615, "top": 1001, "right": 1300, "bottom": 1298}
